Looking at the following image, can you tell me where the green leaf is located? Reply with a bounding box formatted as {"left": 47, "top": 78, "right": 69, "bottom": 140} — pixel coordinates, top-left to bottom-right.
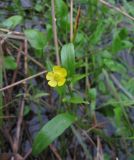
{"left": 123, "top": 0, "right": 134, "bottom": 16}
{"left": 122, "top": 40, "right": 133, "bottom": 49}
{"left": 32, "top": 113, "right": 76, "bottom": 155}
{"left": 33, "top": 92, "right": 49, "bottom": 99}
{"left": 55, "top": 0, "right": 69, "bottom": 31}
{"left": 88, "top": 88, "right": 97, "bottom": 111}
{"left": 24, "top": 105, "right": 31, "bottom": 116}
{"left": 35, "top": 4, "right": 43, "bottom": 12}
{"left": 89, "top": 21, "right": 105, "bottom": 45}
{"left": 63, "top": 96, "right": 89, "bottom": 104}
{"left": 69, "top": 97, "right": 89, "bottom": 104}
{"left": 61, "top": 43, "right": 75, "bottom": 77}
{"left": 71, "top": 74, "right": 86, "bottom": 84}
{"left": 2, "top": 15, "right": 23, "bottom": 29}
{"left": 114, "top": 107, "right": 122, "bottom": 127}
{"left": 4, "top": 56, "right": 17, "bottom": 70}
{"left": 24, "top": 29, "right": 47, "bottom": 50}
{"left": 111, "top": 29, "right": 132, "bottom": 53}
{"left": 112, "top": 33, "right": 122, "bottom": 53}
{"left": 55, "top": 0, "right": 68, "bottom": 17}
{"left": 103, "top": 59, "right": 126, "bottom": 73}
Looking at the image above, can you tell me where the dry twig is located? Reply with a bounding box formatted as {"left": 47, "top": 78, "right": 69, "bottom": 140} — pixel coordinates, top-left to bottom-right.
{"left": 0, "top": 70, "right": 47, "bottom": 92}
{"left": 70, "top": 0, "right": 73, "bottom": 42}
{"left": 51, "top": 0, "right": 60, "bottom": 65}
{"left": 99, "top": 0, "right": 134, "bottom": 21}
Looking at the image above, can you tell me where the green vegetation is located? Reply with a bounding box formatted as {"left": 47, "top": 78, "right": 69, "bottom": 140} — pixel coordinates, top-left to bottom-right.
{"left": 0, "top": 0, "right": 134, "bottom": 159}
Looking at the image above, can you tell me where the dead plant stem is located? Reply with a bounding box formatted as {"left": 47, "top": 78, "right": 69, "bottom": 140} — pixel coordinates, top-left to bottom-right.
{"left": 0, "top": 70, "right": 47, "bottom": 92}
{"left": 51, "top": 0, "right": 60, "bottom": 65}
{"left": 70, "top": 0, "right": 73, "bottom": 42}
{"left": 99, "top": 0, "right": 134, "bottom": 21}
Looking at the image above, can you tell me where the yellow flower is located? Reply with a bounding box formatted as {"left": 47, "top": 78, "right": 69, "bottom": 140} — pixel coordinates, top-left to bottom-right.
{"left": 46, "top": 66, "right": 67, "bottom": 87}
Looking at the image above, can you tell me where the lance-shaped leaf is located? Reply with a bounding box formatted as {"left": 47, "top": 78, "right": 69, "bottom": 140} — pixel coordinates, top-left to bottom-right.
{"left": 61, "top": 43, "right": 75, "bottom": 77}
{"left": 32, "top": 112, "right": 76, "bottom": 156}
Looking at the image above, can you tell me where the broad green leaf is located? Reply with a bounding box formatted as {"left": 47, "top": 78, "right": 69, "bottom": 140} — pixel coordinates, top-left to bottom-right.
{"left": 24, "top": 29, "right": 47, "bottom": 50}
{"left": 4, "top": 56, "right": 17, "bottom": 70}
{"left": 61, "top": 43, "right": 75, "bottom": 77}
{"left": 2, "top": 15, "right": 23, "bottom": 29}
{"left": 32, "top": 113, "right": 76, "bottom": 155}
{"left": 35, "top": 4, "right": 43, "bottom": 12}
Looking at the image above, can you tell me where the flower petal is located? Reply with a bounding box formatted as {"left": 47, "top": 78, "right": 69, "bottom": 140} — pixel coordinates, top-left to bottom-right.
{"left": 46, "top": 72, "right": 54, "bottom": 80}
{"left": 48, "top": 80, "right": 57, "bottom": 87}
{"left": 53, "top": 66, "right": 61, "bottom": 72}
{"left": 53, "top": 66, "right": 67, "bottom": 77}
{"left": 60, "top": 68, "right": 67, "bottom": 77}
{"left": 57, "top": 78, "right": 66, "bottom": 86}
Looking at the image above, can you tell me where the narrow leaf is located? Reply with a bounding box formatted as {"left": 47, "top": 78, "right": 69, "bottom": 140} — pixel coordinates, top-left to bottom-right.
{"left": 55, "top": 0, "right": 68, "bottom": 17}
{"left": 32, "top": 113, "right": 76, "bottom": 155}
{"left": 89, "top": 21, "right": 105, "bottom": 45}
{"left": 61, "top": 43, "right": 75, "bottom": 77}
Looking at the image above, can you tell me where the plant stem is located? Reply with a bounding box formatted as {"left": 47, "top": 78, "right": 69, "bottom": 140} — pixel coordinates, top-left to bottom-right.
{"left": 51, "top": 0, "right": 60, "bottom": 65}
{"left": 70, "top": 0, "right": 73, "bottom": 42}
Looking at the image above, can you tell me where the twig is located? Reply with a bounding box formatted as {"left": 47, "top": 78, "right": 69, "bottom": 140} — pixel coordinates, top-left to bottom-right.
{"left": 50, "top": 144, "right": 62, "bottom": 160}
{"left": 0, "top": 33, "right": 25, "bottom": 40}
{"left": 7, "top": 40, "right": 45, "bottom": 70}
{"left": 0, "top": 115, "right": 16, "bottom": 119}
{"left": 51, "top": 0, "right": 60, "bottom": 65}
{"left": 0, "top": 70, "right": 47, "bottom": 92}
{"left": 13, "top": 99, "right": 25, "bottom": 153}
{"left": 27, "top": 54, "right": 45, "bottom": 69}
{"left": 0, "top": 128, "right": 14, "bottom": 151}
{"left": 70, "top": 0, "right": 73, "bottom": 42}
{"left": 99, "top": 0, "right": 134, "bottom": 21}
{"left": 23, "top": 148, "right": 32, "bottom": 160}
{"left": 103, "top": 69, "right": 133, "bottom": 133}
{"left": 96, "top": 136, "right": 104, "bottom": 160}
{"left": 71, "top": 125, "right": 92, "bottom": 160}
{"left": 8, "top": 44, "right": 23, "bottom": 101}
{"left": 13, "top": 40, "right": 28, "bottom": 154}
{"left": 0, "top": 44, "right": 3, "bottom": 124}
{"left": 0, "top": 28, "right": 24, "bottom": 35}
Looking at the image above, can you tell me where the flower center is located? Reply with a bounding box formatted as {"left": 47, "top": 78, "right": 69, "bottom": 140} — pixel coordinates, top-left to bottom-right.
{"left": 53, "top": 73, "right": 61, "bottom": 82}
